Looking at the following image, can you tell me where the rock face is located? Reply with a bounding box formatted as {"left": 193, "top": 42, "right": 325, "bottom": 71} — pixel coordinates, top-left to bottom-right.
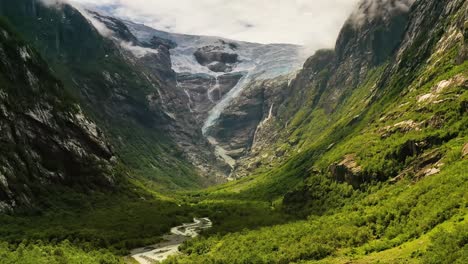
{"left": 328, "top": 155, "right": 363, "bottom": 188}
{"left": 115, "top": 17, "right": 305, "bottom": 176}
{"left": 0, "top": 20, "right": 114, "bottom": 211}
{"left": 231, "top": 0, "right": 467, "bottom": 182}
{"left": 194, "top": 45, "right": 239, "bottom": 73}
{"left": 41, "top": 6, "right": 304, "bottom": 180}
{"left": 0, "top": 0, "right": 221, "bottom": 187}
{"left": 175, "top": 72, "right": 244, "bottom": 126}
{"left": 0, "top": 0, "right": 464, "bottom": 202}
{"left": 208, "top": 75, "right": 294, "bottom": 172}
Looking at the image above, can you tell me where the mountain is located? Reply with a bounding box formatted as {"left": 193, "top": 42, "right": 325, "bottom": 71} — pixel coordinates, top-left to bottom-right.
{"left": 0, "top": 0, "right": 214, "bottom": 188}
{"left": 227, "top": 0, "right": 468, "bottom": 184}
{"left": 0, "top": 17, "right": 114, "bottom": 212}
{"left": 165, "top": 0, "right": 468, "bottom": 262}
{"left": 0, "top": 0, "right": 466, "bottom": 263}
{"left": 96, "top": 14, "right": 306, "bottom": 175}
{"left": 0, "top": 0, "right": 306, "bottom": 184}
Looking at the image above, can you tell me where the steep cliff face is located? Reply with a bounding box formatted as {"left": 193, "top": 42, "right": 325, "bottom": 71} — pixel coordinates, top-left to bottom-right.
{"left": 205, "top": 0, "right": 416, "bottom": 176}
{"left": 122, "top": 21, "right": 305, "bottom": 172}
{"left": 0, "top": 0, "right": 305, "bottom": 182}
{"left": 2, "top": 0, "right": 463, "bottom": 192}
{"left": 230, "top": 0, "right": 467, "bottom": 184}
{"left": 0, "top": 19, "right": 114, "bottom": 212}
{"left": 0, "top": 0, "right": 217, "bottom": 188}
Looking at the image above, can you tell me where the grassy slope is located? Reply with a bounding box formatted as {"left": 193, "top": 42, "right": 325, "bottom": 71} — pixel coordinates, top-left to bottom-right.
{"left": 162, "top": 3, "right": 468, "bottom": 263}
{"left": 168, "top": 159, "right": 467, "bottom": 264}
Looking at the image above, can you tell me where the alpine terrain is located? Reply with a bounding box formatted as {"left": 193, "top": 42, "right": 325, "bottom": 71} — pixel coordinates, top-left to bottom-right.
{"left": 0, "top": 0, "right": 466, "bottom": 263}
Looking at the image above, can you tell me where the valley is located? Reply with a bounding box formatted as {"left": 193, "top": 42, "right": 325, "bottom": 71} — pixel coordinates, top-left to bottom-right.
{"left": 0, "top": 0, "right": 467, "bottom": 263}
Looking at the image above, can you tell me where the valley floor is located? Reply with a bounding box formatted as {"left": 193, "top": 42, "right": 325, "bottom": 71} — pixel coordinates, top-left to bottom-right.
{"left": 0, "top": 155, "right": 466, "bottom": 264}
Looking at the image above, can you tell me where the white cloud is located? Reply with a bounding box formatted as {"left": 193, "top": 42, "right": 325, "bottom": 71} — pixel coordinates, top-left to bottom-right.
{"left": 69, "top": 0, "right": 360, "bottom": 50}
{"left": 119, "top": 41, "right": 159, "bottom": 58}
{"left": 349, "top": 0, "right": 415, "bottom": 27}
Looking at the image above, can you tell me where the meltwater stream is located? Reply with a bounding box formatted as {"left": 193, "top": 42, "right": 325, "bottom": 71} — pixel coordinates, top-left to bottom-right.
{"left": 130, "top": 218, "right": 212, "bottom": 264}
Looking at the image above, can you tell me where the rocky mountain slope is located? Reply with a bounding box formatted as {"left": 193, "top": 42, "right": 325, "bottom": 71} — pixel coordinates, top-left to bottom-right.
{"left": 227, "top": 0, "right": 467, "bottom": 180}
{"left": 116, "top": 18, "right": 305, "bottom": 174}
{"left": 0, "top": 0, "right": 216, "bottom": 188}
{"left": 0, "top": 0, "right": 306, "bottom": 184}
{"left": 0, "top": 18, "right": 114, "bottom": 212}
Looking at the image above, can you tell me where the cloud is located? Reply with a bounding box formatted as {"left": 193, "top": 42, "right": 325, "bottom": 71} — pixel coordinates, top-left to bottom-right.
{"left": 119, "top": 41, "right": 159, "bottom": 58}
{"left": 38, "top": 0, "right": 66, "bottom": 7}
{"left": 69, "top": 0, "right": 360, "bottom": 52}
{"left": 75, "top": 7, "right": 115, "bottom": 37}
{"left": 349, "top": 0, "right": 416, "bottom": 27}
{"left": 38, "top": 0, "right": 114, "bottom": 36}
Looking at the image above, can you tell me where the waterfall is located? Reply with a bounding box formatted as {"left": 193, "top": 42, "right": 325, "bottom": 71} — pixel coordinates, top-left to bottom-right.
{"left": 207, "top": 76, "right": 219, "bottom": 103}
{"left": 184, "top": 89, "right": 194, "bottom": 113}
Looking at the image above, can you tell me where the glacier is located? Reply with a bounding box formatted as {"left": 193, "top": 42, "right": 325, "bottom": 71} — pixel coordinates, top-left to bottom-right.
{"left": 124, "top": 21, "right": 306, "bottom": 135}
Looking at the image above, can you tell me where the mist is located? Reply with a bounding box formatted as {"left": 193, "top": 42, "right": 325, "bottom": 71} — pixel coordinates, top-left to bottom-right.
{"left": 349, "top": 0, "right": 416, "bottom": 27}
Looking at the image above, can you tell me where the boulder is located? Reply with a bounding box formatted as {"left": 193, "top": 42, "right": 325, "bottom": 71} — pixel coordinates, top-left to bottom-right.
{"left": 329, "top": 154, "right": 363, "bottom": 188}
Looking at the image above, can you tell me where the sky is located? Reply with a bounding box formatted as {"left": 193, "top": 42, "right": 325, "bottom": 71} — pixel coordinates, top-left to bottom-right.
{"left": 69, "top": 0, "right": 361, "bottom": 48}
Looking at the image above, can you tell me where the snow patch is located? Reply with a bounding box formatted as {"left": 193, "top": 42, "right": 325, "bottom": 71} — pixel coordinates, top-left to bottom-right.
{"left": 26, "top": 70, "right": 39, "bottom": 90}
{"left": 19, "top": 47, "right": 31, "bottom": 61}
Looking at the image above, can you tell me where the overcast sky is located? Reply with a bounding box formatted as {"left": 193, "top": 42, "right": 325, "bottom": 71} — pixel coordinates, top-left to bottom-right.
{"left": 70, "top": 0, "right": 360, "bottom": 47}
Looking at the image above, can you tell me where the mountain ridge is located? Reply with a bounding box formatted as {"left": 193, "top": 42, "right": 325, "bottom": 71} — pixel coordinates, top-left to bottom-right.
{"left": 0, "top": 17, "right": 115, "bottom": 212}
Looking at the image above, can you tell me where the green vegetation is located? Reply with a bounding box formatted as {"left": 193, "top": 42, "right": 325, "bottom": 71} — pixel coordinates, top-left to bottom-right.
{"left": 0, "top": 241, "right": 122, "bottom": 264}
{"left": 423, "top": 224, "right": 468, "bottom": 264}
{"left": 0, "top": 1, "right": 467, "bottom": 264}
{"left": 1, "top": 0, "right": 206, "bottom": 190}
{"left": 162, "top": 3, "right": 468, "bottom": 263}
{"left": 167, "top": 157, "right": 467, "bottom": 264}
{"left": 0, "top": 185, "right": 298, "bottom": 263}
{"left": 0, "top": 190, "right": 191, "bottom": 255}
